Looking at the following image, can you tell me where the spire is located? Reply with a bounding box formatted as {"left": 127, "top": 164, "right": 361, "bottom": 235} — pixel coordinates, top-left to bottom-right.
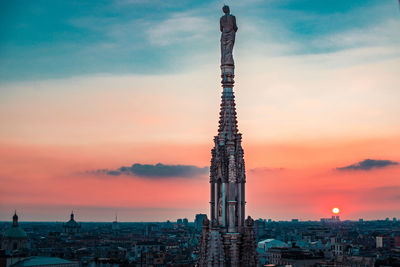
{"left": 70, "top": 211, "right": 74, "bottom": 221}
{"left": 13, "top": 210, "right": 19, "bottom": 227}
{"left": 217, "top": 82, "right": 239, "bottom": 145}
{"left": 197, "top": 7, "right": 258, "bottom": 266}
{"left": 218, "top": 11, "right": 238, "bottom": 146}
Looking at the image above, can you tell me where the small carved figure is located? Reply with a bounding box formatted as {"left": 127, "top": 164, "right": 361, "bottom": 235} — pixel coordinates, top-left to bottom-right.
{"left": 202, "top": 217, "right": 210, "bottom": 226}
{"left": 218, "top": 196, "right": 223, "bottom": 217}
{"left": 220, "top": 5, "right": 238, "bottom": 66}
{"left": 245, "top": 216, "right": 254, "bottom": 227}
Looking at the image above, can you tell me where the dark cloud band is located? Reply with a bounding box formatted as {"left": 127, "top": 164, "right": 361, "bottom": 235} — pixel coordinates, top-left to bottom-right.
{"left": 94, "top": 163, "right": 208, "bottom": 178}
{"left": 337, "top": 159, "right": 398, "bottom": 171}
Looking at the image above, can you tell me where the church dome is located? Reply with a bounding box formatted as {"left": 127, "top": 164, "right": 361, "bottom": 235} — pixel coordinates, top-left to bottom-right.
{"left": 63, "top": 212, "right": 81, "bottom": 234}
{"left": 3, "top": 227, "right": 28, "bottom": 238}
{"left": 64, "top": 212, "right": 79, "bottom": 227}
{"left": 65, "top": 219, "right": 79, "bottom": 227}
{"left": 3, "top": 212, "right": 27, "bottom": 239}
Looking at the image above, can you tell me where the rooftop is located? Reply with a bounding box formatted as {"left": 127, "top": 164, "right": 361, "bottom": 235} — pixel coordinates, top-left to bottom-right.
{"left": 11, "top": 257, "right": 74, "bottom": 267}
{"left": 3, "top": 226, "right": 27, "bottom": 238}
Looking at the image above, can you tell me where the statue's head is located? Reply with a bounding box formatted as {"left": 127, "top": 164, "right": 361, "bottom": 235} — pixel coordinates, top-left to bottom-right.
{"left": 222, "top": 5, "right": 230, "bottom": 14}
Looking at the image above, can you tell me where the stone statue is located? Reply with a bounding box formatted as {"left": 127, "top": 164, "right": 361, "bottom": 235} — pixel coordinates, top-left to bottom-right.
{"left": 220, "top": 5, "right": 238, "bottom": 67}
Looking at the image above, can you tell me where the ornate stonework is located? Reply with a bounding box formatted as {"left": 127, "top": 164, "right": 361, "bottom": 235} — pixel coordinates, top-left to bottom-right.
{"left": 197, "top": 6, "right": 258, "bottom": 267}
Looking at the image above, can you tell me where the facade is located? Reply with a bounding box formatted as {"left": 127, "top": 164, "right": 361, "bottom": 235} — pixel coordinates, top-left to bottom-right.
{"left": 257, "top": 239, "right": 289, "bottom": 252}
{"left": 376, "top": 235, "right": 395, "bottom": 249}
{"left": 1, "top": 212, "right": 28, "bottom": 251}
{"left": 197, "top": 6, "right": 258, "bottom": 267}
{"left": 268, "top": 247, "right": 323, "bottom": 267}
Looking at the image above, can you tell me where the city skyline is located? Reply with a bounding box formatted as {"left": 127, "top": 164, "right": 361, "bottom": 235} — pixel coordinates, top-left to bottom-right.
{"left": 1, "top": 0, "right": 400, "bottom": 222}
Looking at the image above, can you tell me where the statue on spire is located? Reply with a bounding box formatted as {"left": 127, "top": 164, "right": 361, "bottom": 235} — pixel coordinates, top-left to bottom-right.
{"left": 220, "top": 5, "right": 238, "bottom": 67}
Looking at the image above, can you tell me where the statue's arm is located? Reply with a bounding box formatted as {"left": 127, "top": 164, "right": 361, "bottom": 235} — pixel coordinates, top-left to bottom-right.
{"left": 233, "top": 16, "right": 238, "bottom": 32}
{"left": 220, "top": 18, "right": 223, "bottom": 32}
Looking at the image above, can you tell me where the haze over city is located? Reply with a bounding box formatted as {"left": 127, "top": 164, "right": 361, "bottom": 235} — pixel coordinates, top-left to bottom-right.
{"left": 1, "top": 0, "right": 400, "bottom": 222}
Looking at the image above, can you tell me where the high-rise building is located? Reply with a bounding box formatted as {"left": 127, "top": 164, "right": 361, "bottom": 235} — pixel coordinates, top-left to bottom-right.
{"left": 197, "top": 6, "right": 258, "bottom": 266}
{"left": 255, "top": 219, "right": 266, "bottom": 240}
{"left": 194, "top": 214, "right": 207, "bottom": 231}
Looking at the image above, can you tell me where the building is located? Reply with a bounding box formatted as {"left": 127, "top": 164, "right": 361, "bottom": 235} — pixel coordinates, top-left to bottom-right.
{"left": 1, "top": 212, "right": 28, "bottom": 251}
{"left": 395, "top": 235, "right": 400, "bottom": 248}
{"left": 376, "top": 236, "right": 394, "bottom": 249}
{"left": 10, "top": 257, "right": 78, "bottom": 267}
{"left": 268, "top": 247, "right": 323, "bottom": 267}
{"left": 134, "top": 240, "right": 165, "bottom": 265}
{"left": 111, "top": 215, "right": 119, "bottom": 232}
{"left": 257, "top": 239, "right": 289, "bottom": 253}
{"left": 255, "top": 219, "right": 266, "bottom": 240}
{"left": 335, "top": 255, "right": 375, "bottom": 267}
{"left": 194, "top": 214, "right": 207, "bottom": 232}
{"left": 320, "top": 216, "right": 340, "bottom": 223}
{"left": 197, "top": 6, "right": 258, "bottom": 266}
{"left": 62, "top": 212, "right": 81, "bottom": 234}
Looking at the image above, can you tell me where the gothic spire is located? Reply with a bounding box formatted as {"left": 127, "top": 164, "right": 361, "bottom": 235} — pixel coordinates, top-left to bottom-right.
{"left": 197, "top": 6, "right": 258, "bottom": 267}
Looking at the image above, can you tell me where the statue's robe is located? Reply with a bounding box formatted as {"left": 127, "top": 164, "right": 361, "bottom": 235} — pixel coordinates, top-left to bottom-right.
{"left": 220, "top": 14, "right": 238, "bottom": 66}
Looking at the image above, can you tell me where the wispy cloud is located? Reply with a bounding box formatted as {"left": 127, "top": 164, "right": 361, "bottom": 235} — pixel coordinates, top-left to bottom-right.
{"left": 146, "top": 14, "right": 213, "bottom": 46}
{"left": 249, "top": 167, "right": 285, "bottom": 173}
{"left": 313, "top": 18, "right": 400, "bottom": 51}
{"left": 337, "top": 159, "right": 398, "bottom": 171}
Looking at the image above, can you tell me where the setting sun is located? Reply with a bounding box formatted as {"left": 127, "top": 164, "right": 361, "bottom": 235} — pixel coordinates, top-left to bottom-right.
{"left": 332, "top": 207, "right": 340, "bottom": 214}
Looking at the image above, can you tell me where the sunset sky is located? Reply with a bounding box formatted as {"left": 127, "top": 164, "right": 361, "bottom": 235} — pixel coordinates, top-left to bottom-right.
{"left": 1, "top": 0, "right": 400, "bottom": 222}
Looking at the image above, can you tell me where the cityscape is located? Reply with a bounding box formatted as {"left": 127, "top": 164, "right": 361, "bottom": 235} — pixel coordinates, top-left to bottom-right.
{"left": 1, "top": 211, "right": 400, "bottom": 266}
{"left": 1, "top": 1, "right": 400, "bottom": 267}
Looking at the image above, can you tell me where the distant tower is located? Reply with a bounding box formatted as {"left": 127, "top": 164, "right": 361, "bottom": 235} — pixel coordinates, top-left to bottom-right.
{"left": 194, "top": 214, "right": 207, "bottom": 231}
{"left": 197, "top": 6, "right": 258, "bottom": 267}
{"left": 63, "top": 211, "right": 81, "bottom": 234}
{"left": 112, "top": 213, "right": 120, "bottom": 232}
{"left": 1, "top": 211, "right": 28, "bottom": 251}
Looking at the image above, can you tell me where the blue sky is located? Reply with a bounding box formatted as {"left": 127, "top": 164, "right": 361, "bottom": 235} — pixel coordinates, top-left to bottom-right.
{"left": 1, "top": 0, "right": 398, "bottom": 82}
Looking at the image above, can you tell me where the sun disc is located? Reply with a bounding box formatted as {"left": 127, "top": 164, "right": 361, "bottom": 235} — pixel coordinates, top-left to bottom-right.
{"left": 332, "top": 207, "right": 340, "bottom": 214}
